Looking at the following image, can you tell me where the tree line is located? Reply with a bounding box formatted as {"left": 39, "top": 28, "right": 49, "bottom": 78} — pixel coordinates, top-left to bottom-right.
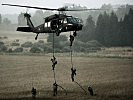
{"left": 78, "top": 8, "right": 133, "bottom": 47}
{"left": 0, "top": 14, "right": 11, "bottom": 25}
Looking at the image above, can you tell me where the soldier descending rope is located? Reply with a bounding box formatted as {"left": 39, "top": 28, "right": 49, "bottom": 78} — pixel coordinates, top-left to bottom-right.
{"left": 51, "top": 32, "right": 67, "bottom": 96}
{"left": 71, "top": 68, "right": 76, "bottom": 82}
{"left": 69, "top": 35, "right": 75, "bottom": 46}
{"left": 51, "top": 56, "right": 57, "bottom": 70}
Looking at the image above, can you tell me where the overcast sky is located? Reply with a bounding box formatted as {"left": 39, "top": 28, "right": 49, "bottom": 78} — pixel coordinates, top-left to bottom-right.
{"left": 0, "top": 0, "right": 133, "bottom": 14}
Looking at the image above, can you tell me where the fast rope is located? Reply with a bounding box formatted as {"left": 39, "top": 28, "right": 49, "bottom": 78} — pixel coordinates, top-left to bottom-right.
{"left": 31, "top": 61, "right": 37, "bottom": 98}
{"left": 51, "top": 33, "right": 67, "bottom": 96}
{"left": 69, "top": 31, "right": 76, "bottom": 82}
{"left": 74, "top": 81, "right": 87, "bottom": 95}
{"left": 70, "top": 45, "right": 73, "bottom": 69}
{"left": 53, "top": 31, "right": 55, "bottom": 58}
{"left": 69, "top": 31, "right": 88, "bottom": 95}
{"left": 52, "top": 33, "right": 56, "bottom": 83}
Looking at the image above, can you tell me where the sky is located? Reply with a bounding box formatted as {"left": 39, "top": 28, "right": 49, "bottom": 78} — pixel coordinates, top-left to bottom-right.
{"left": 0, "top": 0, "right": 133, "bottom": 14}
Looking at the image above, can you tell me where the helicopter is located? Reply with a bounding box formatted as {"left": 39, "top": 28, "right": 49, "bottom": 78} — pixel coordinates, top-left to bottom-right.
{"left": 2, "top": 4, "right": 101, "bottom": 40}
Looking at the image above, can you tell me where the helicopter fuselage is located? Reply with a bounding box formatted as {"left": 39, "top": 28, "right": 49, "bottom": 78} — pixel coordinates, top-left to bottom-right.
{"left": 17, "top": 14, "right": 83, "bottom": 35}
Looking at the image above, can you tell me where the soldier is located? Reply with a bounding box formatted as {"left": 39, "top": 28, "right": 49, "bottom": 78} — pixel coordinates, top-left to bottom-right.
{"left": 71, "top": 68, "right": 76, "bottom": 82}
{"left": 53, "top": 82, "right": 58, "bottom": 96}
{"left": 73, "top": 31, "right": 77, "bottom": 37}
{"left": 51, "top": 56, "right": 57, "bottom": 70}
{"left": 69, "top": 35, "right": 74, "bottom": 46}
{"left": 88, "top": 86, "right": 94, "bottom": 96}
{"left": 31, "top": 87, "right": 37, "bottom": 99}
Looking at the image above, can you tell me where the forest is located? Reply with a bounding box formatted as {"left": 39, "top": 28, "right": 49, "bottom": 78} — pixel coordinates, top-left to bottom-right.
{"left": 78, "top": 8, "right": 133, "bottom": 46}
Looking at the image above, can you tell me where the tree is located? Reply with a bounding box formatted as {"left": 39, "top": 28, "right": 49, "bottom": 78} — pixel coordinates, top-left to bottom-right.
{"left": 3, "top": 18, "right": 11, "bottom": 25}
{"left": 95, "top": 11, "right": 119, "bottom": 46}
{"left": 107, "top": 11, "right": 119, "bottom": 46}
{"left": 116, "top": 5, "right": 133, "bottom": 20}
{"left": 8, "top": 48, "right": 13, "bottom": 53}
{"left": 30, "top": 46, "right": 41, "bottom": 53}
{"left": 95, "top": 13, "right": 105, "bottom": 45}
{"left": 121, "top": 8, "right": 133, "bottom": 46}
{"left": 47, "top": 34, "right": 68, "bottom": 51}
{"left": 21, "top": 42, "right": 33, "bottom": 48}
{"left": 14, "top": 47, "right": 23, "bottom": 52}
{"left": 127, "top": 8, "right": 133, "bottom": 46}
{"left": 31, "top": 10, "right": 44, "bottom": 26}
{"left": 78, "top": 15, "right": 95, "bottom": 42}
{"left": 0, "top": 42, "right": 7, "bottom": 52}
{"left": 18, "top": 13, "right": 26, "bottom": 26}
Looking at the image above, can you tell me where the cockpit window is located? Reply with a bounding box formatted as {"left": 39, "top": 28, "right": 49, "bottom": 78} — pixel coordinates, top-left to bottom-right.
{"left": 67, "top": 17, "right": 73, "bottom": 23}
{"left": 75, "top": 18, "right": 81, "bottom": 23}
{"left": 67, "top": 17, "right": 80, "bottom": 24}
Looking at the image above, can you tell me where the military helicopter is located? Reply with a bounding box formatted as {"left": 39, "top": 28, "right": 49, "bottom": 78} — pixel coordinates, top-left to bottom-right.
{"left": 2, "top": 4, "right": 101, "bottom": 40}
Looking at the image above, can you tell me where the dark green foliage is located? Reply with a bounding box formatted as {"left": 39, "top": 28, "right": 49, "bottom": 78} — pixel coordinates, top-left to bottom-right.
{"left": 0, "top": 41, "right": 4, "bottom": 45}
{"left": 38, "top": 40, "right": 44, "bottom": 44}
{"left": 21, "top": 42, "right": 33, "bottom": 48}
{"left": 11, "top": 42, "right": 20, "bottom": 46}
{"left": 78, "top": 15, "right": 95, "bottom": 42}
{"left": 0, "top": 42, "right": 7, "bottom": 52}
{"left": 14, "top": 47, "right": 23, "bottom": 52}
{"left": 73, "top": 40, "right": 102, "bottom": 52}
{"left": 30, "top": 46, "right": 41, "bottom": 53}
{"left": 32, "top": 42, "right": 44, "bottom": 49}
{"left": 43, "top": 45, "right": 52, "bottom": 53}
{"left": 0, "top": 46, "right": 7, "bottom": 52}
{"left": 29, "top": 41, "right": 44, "bottom": 53}
{"left": 121, "top": 8, "right": 133, "bottom": 46}
{"left": 8, "top": 48, "right": 13, "bottom": 53}
{"left": 95, "top": 13, "right": 106, "bottom": 45}
{"left": 3, "top": 36, "right": 8, "bottom": 39}
{"left": 47, "top": 34, "right": 68, "bottom": 52}
{"left": 0, "top": 41, "right": 7, "bottom": 52}
{"left": 78, "top": 9, "right": 133, "bottom": 47}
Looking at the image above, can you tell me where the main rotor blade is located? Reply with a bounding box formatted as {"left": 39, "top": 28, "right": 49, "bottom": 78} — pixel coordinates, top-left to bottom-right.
{"left": 2, "top": 4, "right": 57, "bottom": 11}
{"left": 65, "top": 8, "right": 103, "bottom": 11}
{"left": 2, "top": 3, "right": 109, "bottom": 12}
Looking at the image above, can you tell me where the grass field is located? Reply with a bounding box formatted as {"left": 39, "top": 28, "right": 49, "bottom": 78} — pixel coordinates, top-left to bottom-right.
{"left": 0, "top": 55, "right": 133, "bottom": 100}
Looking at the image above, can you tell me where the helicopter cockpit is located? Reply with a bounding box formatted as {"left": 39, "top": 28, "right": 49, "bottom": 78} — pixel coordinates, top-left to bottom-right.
{"left": 67, "top": 16, "right": 82, "bottom": 24}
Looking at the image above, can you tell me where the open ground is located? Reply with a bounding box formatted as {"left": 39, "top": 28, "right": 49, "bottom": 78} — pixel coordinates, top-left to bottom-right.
{"left": 0, "top": 55, "right": 133, "bottom": 100}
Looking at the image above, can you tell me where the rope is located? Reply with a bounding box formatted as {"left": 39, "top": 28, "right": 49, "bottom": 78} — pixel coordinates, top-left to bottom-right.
{"left": 69, "top": 31, "right": 88, "bottom": 95}
{"left": 74, "top": 81, "right": 87, "bottom": 95}
{"left": 70, "top": 46, "right": 73, "bottom": 68}
{"left": 70, "top": 31, "right": 73, "bottom": 69}
{"left": 58, "top": 85, "right": 67, "bottom": 95}
{"left": 53, "top": 33, "right": 55, "bottom": 57}
{"left": 52, "top": 33, "right": 56, "bottom": 83}
{"left": 53, "top": 70, "right": 56, "bottom": 83}
{"left": 52, "top": 32, "right": 67, "bottom": 95}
